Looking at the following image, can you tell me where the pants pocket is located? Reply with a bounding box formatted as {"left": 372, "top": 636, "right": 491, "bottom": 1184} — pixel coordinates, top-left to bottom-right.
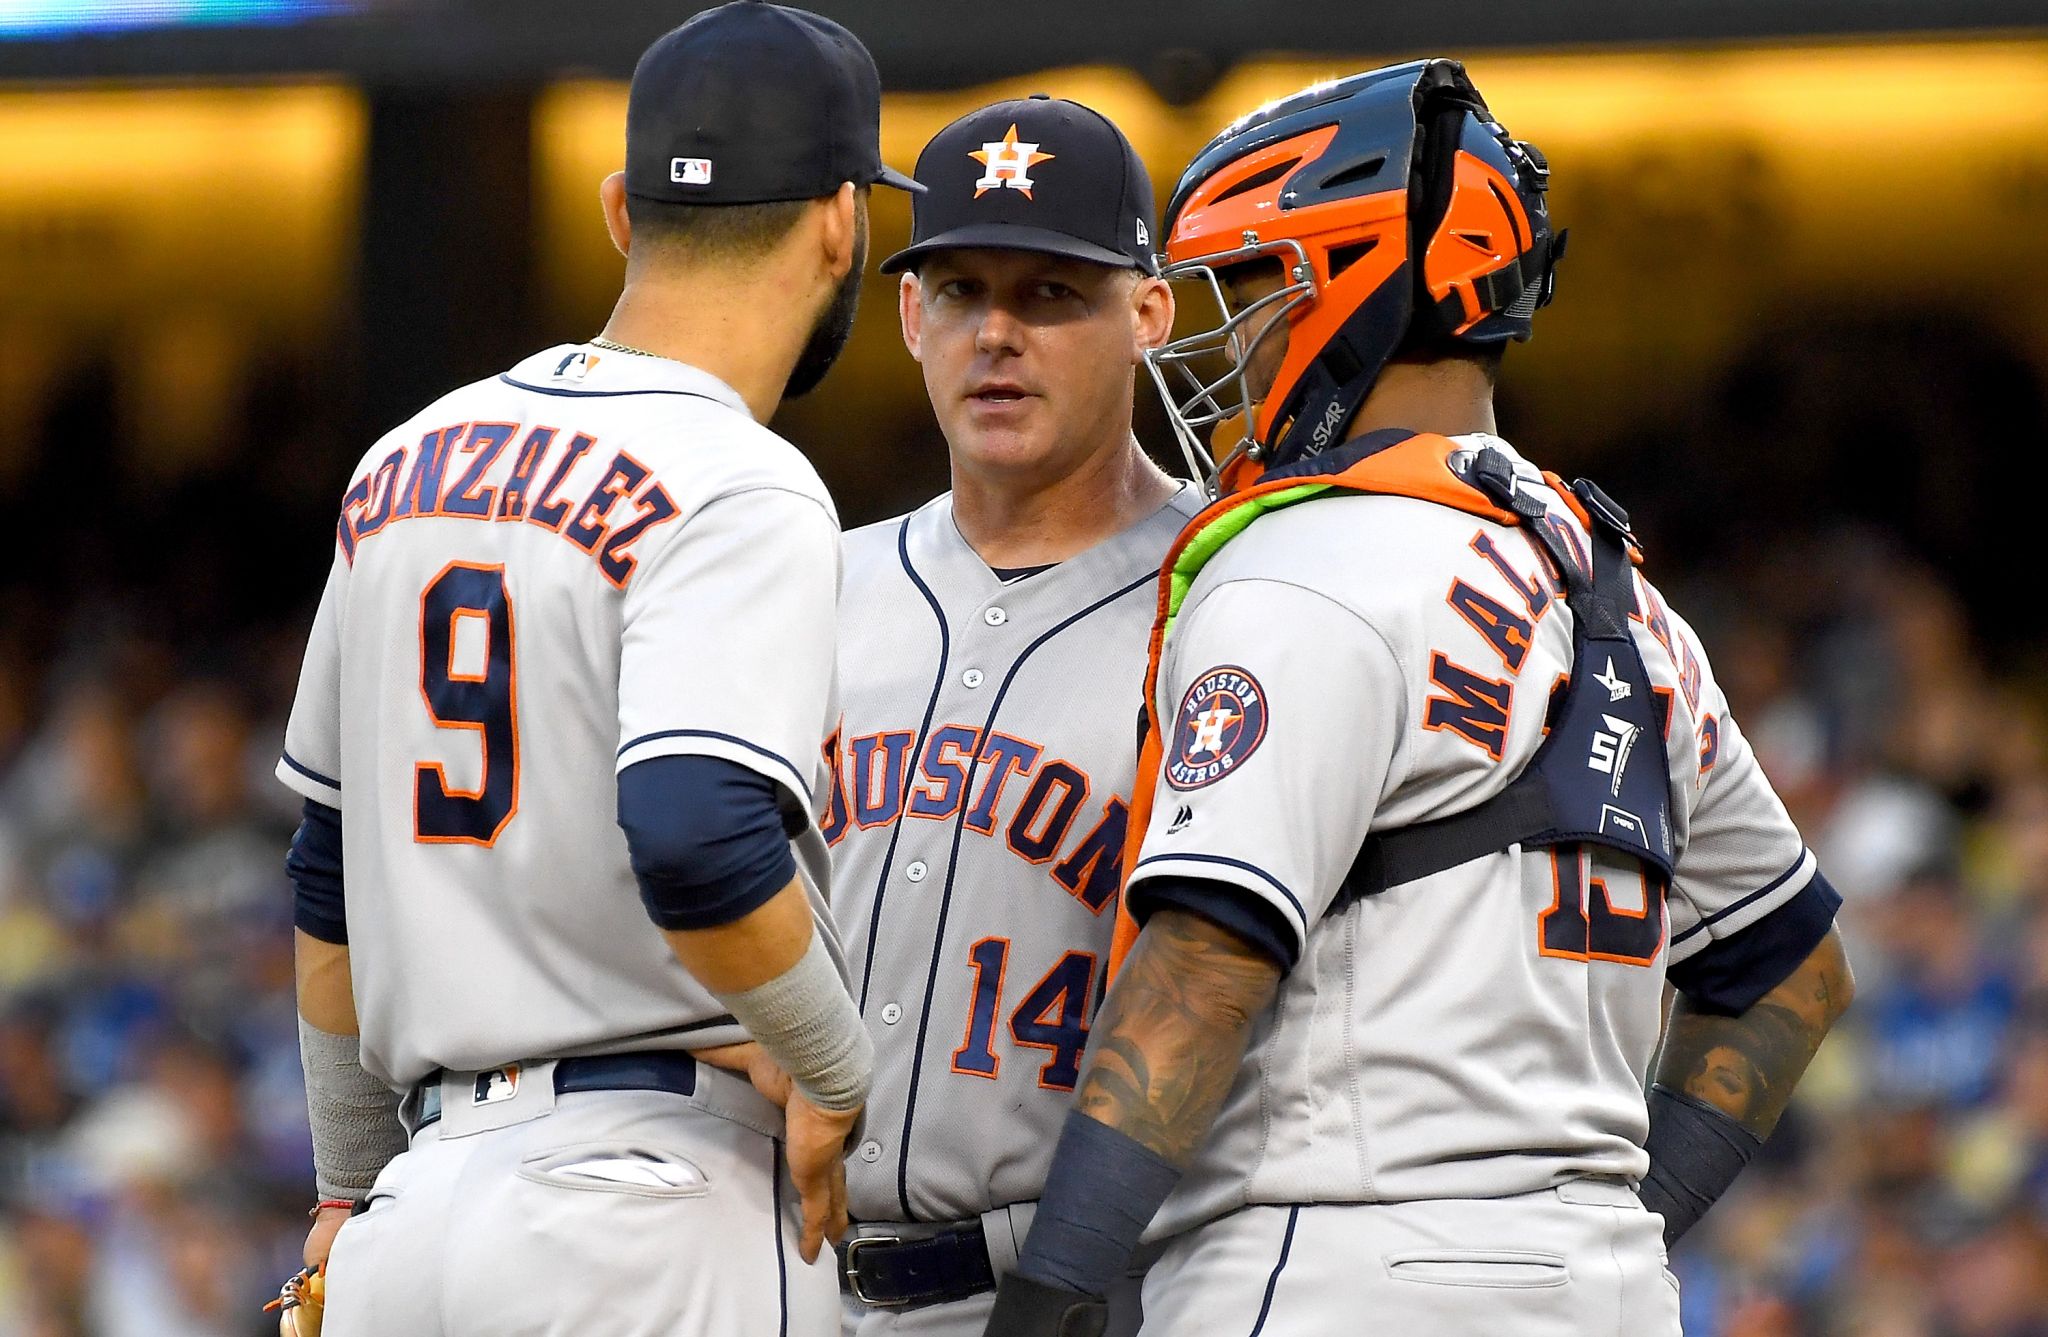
{"left": 1384, "top": 1250, "right": 1570, "bottom": 1289}
{"left": 515, "top": 1141, "right": 712, "bottom": 1199}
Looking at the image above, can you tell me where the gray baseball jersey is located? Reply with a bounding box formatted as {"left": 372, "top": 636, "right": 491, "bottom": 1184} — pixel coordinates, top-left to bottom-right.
{"left": 276, "top": 344, "right": 849, "bottom": 1089}
{"left": 830, "top": 486, "right": 1200, "bottom": 1224}
{"left": 1126, "top": 434, "right": 1821, "bottom": 1239}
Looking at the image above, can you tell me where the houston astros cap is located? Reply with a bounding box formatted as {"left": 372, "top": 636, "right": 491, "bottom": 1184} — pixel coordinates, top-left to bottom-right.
{"left": 880, "top": 95, "right": 1159, "bottom": 275}
{"left": 626, "top": 0, "right": 921, "bottom": 205}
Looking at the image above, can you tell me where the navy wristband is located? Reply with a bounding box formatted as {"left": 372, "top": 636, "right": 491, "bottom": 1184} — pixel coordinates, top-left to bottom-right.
{"left": 1639, "top": 1084, "right": 1763, "bottom": 1248}
{"left": 1015, "top": 1112, "right": 1182, "bottom": 1298}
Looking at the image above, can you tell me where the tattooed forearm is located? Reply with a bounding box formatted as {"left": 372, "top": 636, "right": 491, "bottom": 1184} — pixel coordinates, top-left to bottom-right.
{"left": 1075, "top": 910, "right": 1284, "bottom": 1166}
{"left": 1653, "top": 927, "right": 1854, "bottom": 1138}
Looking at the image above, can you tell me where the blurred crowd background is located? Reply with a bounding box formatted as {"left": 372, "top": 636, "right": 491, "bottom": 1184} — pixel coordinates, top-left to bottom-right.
{"left": 1, "top": 2, "right": 2046, "bottom": 1334}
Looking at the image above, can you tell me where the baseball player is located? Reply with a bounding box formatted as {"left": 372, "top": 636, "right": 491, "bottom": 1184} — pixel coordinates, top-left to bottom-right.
{"left": 827, "top": 96, "right": 1198, "bottom": 1334}
{"left": 271, "top": 7, "right": 920, "bottom": 1334}
{"left": 985, "top": 62, "right": 1856, "bottom": 1337}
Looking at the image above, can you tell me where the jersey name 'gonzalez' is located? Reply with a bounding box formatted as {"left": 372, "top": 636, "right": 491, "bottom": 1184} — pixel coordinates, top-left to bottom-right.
{"left": 334, "top": 352, "right": 681, "bottom": 585}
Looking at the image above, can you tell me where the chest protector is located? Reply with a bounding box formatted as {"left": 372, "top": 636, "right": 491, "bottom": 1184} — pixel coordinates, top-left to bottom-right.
{"left": 1110, "top": 430, "right": 1676, "bottom": 973}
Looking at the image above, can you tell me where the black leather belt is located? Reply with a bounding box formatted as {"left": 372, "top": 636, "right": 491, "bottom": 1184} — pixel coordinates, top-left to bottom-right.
{"left": 414, "top": 1051, "right": 699, "bottom": 1130}
{"left": 840, "top": 1222, "right": 997, "bottom": 1309}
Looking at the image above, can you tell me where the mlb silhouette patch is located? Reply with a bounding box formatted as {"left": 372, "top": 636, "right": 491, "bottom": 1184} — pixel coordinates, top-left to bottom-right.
{"left": 1166, "top": 666, "right": 1268, "bottom": 790}
{"left": 474, "top": 1065, "right": 521, "bottom": 1105}
{"left": 970, "top": 124, "right": 1054, "bottom": 199}
{"left": 554, "top": 352, "right": 600, "bottom": 382}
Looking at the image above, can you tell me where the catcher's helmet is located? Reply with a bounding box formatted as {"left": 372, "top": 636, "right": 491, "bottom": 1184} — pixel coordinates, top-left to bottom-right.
{"left": 1145, "top": 60, "right": 1565, "bottom": 493}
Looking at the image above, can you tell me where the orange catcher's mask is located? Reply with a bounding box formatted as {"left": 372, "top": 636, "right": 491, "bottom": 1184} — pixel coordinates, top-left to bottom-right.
{"left": 1143, "top": 60, "right": 1566, "bottom": 496}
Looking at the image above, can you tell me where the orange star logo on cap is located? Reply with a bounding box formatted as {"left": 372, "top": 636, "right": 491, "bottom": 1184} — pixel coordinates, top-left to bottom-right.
{"left": 969, "top": 124, "right": 1055, "bottom": 199}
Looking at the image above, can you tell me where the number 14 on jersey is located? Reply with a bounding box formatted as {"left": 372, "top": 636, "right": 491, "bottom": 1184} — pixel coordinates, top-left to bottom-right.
{"left": 951, "top": 939, "right": 1098, "bottom": 1091}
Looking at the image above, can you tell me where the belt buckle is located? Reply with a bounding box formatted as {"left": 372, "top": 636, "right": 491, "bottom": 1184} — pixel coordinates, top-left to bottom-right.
{"left": 843, "top": 1235, "right": 907, "bottom": 1308}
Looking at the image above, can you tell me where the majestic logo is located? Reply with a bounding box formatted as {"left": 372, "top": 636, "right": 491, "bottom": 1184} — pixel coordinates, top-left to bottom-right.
{"left": 1593, "top": 656, "right": 1632, "bottom": 703}
{"left": 1587, "top": 713, "right": 1641, "bottom": 797}
{"left": 1167, "top": 803, "right": 1194, "bottom": 835}
{"left": 473, "top": 1065, "right": 521, "bottom": 1105}
{"left": 971, "top": 124, "right": 1054, "bottom": 199}
{"left": 554, "top": 351, "right": 601, "bottom": 382}
{"left": 1166, "top": 666, "right": 1269, "bottom": 791}
{"left": 670, "top": 157, "right": 713, "bottom": 186}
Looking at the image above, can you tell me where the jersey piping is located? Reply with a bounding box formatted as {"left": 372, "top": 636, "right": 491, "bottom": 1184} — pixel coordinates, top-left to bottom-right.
{"left": 890, "top": 567, "right": 1155, "bottom": 1221}
{"left": 496, "top": 376, "right": 735, "bottom": 403}
{"left": 852, "top": 517, "right": 954, "bottom": 1015}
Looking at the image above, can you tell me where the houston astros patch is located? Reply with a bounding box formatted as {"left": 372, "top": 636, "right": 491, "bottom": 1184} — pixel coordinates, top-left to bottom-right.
{"left": 1166, "top": 666, "right": 1268, "bottom": 790}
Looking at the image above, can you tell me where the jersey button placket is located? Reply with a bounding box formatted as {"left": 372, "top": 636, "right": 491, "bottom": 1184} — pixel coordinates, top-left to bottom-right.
{"left": 880, "top": 1003, "right": 902, "bottom": 1025}
{"left": 906, "top": 860, "right": 928, "bottom": 882}
{"left": 961, "top": 668, "right": 985, "bottom": 689}
{"left": 858, "top": 1140, "right": 883, "bottom": 1163}
{"left": 983, "top": 606, "right": 1007, "bottom": 627}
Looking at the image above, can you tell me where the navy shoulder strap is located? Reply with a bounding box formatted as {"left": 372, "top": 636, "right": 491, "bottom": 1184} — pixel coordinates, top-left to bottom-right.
{"left": 1330, "top": 449, "right": 1675, "bottom": 913}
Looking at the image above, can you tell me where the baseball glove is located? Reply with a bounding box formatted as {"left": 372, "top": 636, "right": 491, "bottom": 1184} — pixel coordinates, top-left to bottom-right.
{"left": 263, "top": 1264, "right": 325, "bottom": 1337}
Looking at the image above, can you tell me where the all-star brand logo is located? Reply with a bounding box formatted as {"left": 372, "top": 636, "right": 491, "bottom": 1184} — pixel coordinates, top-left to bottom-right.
{"left": 1309, "top": 397, "right": 1347, "bottom": 451}
{"left": 971, "top": 124, "right": 1054, "bottom": 198}
{"left": 1593, "top": 657, "right": 1631, "bottom": 703}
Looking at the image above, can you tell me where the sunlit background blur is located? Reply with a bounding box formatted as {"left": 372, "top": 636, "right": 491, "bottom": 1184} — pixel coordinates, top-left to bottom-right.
{"left": 1, "top": 2, "right": 2045, "bottom": 1334}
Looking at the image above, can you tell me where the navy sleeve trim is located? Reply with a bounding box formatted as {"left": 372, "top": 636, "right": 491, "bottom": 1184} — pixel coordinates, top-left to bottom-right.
{"left": 287, "top": 799, "right": 347, "bottom": 944}
{"left": 616, "top": 729, "right": 812, "bottom": 804}
{"left": 1666, "top": 872, "right": 1841, "bottom": 1016}
{"left": 281, "top": 751, "right": 340, "bottom": 792}
{"left": 1131, "top": 852, "right": 1306, "bottom": 924}
{"left": 618, "top": 754, "right": 797, "bottom": 932}
{"left": 1669, "top": 850, "right": 1810, "bottom": 948}
{"left": 1128, "top": 875, "right": 1298, "bottom": 972}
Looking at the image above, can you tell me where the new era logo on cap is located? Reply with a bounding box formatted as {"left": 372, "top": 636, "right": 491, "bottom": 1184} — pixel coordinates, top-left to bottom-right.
{"left": 670, "top": 157, "right": 714, "bottom": 186}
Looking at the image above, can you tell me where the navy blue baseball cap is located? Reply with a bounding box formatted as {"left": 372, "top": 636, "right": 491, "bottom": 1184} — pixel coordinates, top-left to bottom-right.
{"left": 626, "top": 1, "right": 921, "bottom": 205}
{"left": 881, "top": 95, "right": 1159, "bottom": 274}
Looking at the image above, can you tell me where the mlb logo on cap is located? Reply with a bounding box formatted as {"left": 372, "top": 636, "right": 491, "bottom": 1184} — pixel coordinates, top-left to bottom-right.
{"left": 671, "top": 157, "right": 714, "bottom": 186}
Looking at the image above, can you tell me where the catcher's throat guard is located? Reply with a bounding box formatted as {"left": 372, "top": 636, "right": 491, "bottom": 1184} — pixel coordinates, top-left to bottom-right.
{"left": 1145, "top": 60, "right": 1566, "bottom": 496}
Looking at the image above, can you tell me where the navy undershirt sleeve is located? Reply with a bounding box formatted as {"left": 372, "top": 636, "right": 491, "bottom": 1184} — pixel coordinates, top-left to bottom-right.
{"left": 616, "top": 754, "right": 798, "bottom": 932}
{"left": 287, "top": 799, "right": 348, "bottom": 945}
{"left": 1666, "top": 872, "right": 1842, "bottom": 1016}
{"left": 1127, "top": 874, "right": 1299, "bottom": 971}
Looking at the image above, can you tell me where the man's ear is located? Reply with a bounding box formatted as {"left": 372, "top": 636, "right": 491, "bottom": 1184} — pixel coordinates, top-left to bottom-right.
{"left": 600, "top": 172, "right": 632, "bottom": 260}
{"left": 1130, "top": 274, "right": 1175, "bottom": 362}
{"left": 818, "top": 181, "right": 859, "bottom": 280}
{"left": 898, "top": 271, "right": 925, "bottom": 362}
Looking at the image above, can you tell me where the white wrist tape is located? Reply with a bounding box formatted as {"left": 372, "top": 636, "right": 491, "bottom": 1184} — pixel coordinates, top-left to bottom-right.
{"left": 298, "top": 1017, "right": 409, "bottom": 1200}
{"left": 714, "top": 932, "right": 873, "bottom": 1112}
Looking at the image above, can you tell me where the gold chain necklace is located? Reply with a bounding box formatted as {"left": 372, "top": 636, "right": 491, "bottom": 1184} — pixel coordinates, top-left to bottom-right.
{"left": 589, "top": 336, "right": 659, "bottom": 358}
